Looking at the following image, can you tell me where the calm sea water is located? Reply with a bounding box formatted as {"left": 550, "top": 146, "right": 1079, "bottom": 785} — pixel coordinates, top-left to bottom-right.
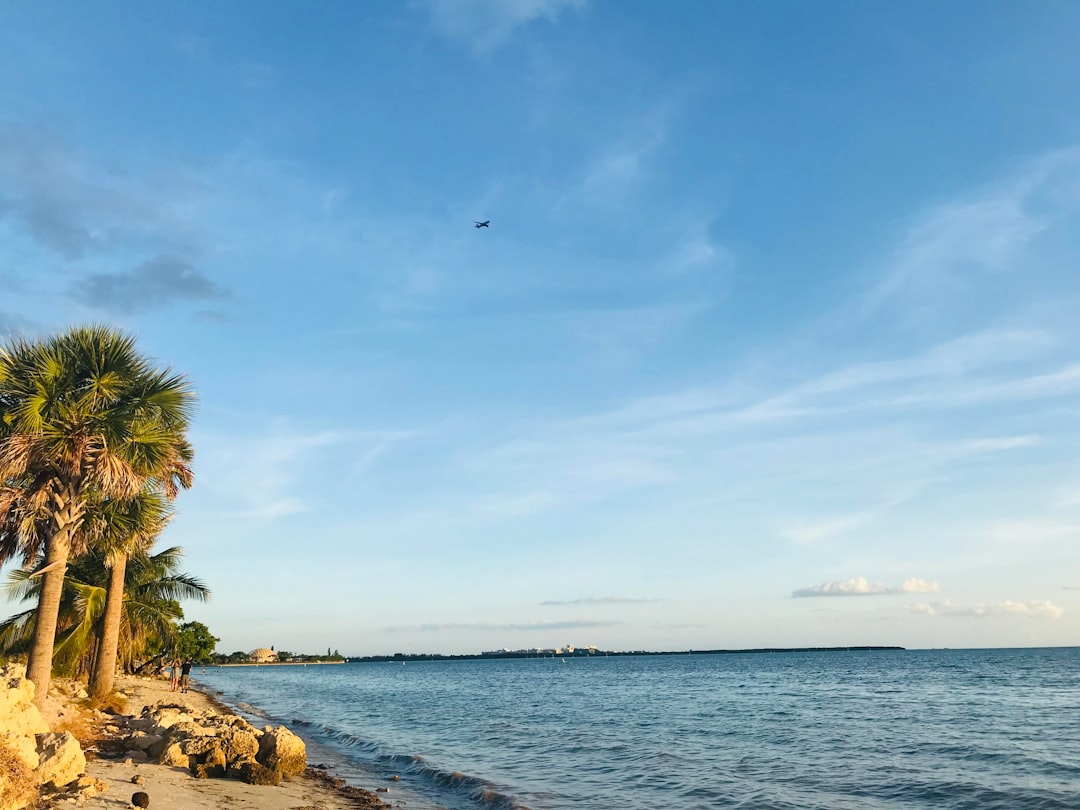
{"left": 192, "top": 648, "right": 1080, "bottom": 809}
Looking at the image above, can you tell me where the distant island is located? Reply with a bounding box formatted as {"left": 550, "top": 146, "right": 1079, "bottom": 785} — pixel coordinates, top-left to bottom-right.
{"left": 345, "top": 645, "right": 904, "bottom": 663}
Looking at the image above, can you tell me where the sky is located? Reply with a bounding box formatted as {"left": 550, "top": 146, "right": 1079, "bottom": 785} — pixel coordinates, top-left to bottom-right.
{"left": 2, "top": 0, "right": 1080, "bottom": 656}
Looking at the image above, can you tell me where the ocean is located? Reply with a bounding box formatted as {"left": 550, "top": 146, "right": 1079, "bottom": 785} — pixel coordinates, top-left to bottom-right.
{"left": 192, "top": 647, "right": 1080, "bottom": 809}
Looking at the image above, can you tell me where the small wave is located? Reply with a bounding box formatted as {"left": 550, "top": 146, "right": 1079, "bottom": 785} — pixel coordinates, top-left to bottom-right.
{"left": 235, "top": 702, "right": 269, "bottom": 718}
{"left": 406, "top": 762, "right": 532, "bottom": 810}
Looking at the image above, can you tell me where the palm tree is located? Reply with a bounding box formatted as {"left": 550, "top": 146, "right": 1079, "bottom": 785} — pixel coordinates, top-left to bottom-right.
{"left": 0, "top": 545, "right": 210, "bottom": 678}
{"left": 0, "top": 325, "right": 195, "bottom": 706}
{"left": 89, "top": 481, "right": 192, "bottom": 701}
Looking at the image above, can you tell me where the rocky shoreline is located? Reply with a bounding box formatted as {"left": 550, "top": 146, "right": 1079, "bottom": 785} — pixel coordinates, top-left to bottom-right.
{"left": 1, "top": 665, "right": 394, "bottom": 809}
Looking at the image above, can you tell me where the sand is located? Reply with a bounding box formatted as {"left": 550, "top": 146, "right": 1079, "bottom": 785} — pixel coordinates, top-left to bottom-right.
{"left": 40, "top": 674, "right": 395, "bottom": 809}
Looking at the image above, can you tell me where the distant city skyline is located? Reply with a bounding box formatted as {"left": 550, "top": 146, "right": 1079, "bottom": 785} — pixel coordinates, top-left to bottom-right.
{"left": 1, "top": 1, "right": 1079, "bottom": 654}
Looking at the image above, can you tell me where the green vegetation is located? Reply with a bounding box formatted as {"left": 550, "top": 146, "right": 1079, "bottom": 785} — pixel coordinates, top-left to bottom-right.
{"left": 0, "top": 325, "right": 203, "bottom": 704}
{"left": 0, "top": 544, "right": 210, "bottom": 675}
{"left": 173, "top": 621, "right": 219, "bottom": 664}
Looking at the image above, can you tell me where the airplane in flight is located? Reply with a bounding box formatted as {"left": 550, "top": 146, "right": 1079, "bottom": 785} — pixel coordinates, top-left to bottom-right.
{"left": 474, "top": 220, "right": 490, "bottom": 228}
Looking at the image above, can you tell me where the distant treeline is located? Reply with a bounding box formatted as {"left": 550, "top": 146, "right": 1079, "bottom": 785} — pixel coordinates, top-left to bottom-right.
{"left": 345, "top": 646, "right": 905, "bottom": 663}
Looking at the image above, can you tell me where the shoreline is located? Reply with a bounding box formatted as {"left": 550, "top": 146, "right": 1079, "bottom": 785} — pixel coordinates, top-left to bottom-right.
{"left": 45, "top": 673, "right": 393, "bottom": 809}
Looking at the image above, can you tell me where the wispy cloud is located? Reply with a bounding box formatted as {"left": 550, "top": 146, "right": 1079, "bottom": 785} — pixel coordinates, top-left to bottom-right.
{"left": 421, "top": 0, "right": 586, "bottom": 54}
{"left": 860, "top": 149, "right": 1080, "bottom": 316}
{"left": 194, "top": 427, "right": 408, "bottom": 521}
{"left": 540, "top": 596, "right": 661, "bottom": 606}
{"left": 907, "top": 599, "right": 1064, "bottom": 619}
{"left": 793, "top": 577, "right": 940, "bottom": 598}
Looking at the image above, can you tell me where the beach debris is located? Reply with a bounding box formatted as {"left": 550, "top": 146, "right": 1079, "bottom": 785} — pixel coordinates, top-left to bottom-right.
{"left": 131, "top": 790, "right": 150, "bottom": 807}
{"left": 391, "top": 775, "right": 400, "bottom": 781}
{"left": 64, "top": 774, "right": 109, "bottom": 801}
{"left": 376, "top": 787, "right": 390, "bottom": 793}
{"left": 131, "top": 774, "right": 144, "bottom": 785}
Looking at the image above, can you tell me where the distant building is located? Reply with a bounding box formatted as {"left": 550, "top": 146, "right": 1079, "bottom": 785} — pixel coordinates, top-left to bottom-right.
{"left": 249, "top": 647, "right": 278, "bottom": 663}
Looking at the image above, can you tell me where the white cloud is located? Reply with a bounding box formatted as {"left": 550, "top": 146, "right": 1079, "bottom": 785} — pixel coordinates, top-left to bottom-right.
{"left": 422, "top": 0, "right": 586, "bottom": 54}
{"left": 793, "top": 577, "right": 940, "bottom": 598}
{"left": 908, "top": 599, "right": 1064, "bottom": 619}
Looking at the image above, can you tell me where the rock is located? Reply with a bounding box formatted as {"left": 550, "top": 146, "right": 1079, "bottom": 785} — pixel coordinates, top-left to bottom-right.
{"left": 131, "top": 774, "right": 145, "bottom": 785}
{"left": 180, "top": 735, "right": 220, "bottom": 758}
{"left": 34, "top": 731, "right": 86, "bottom": 788}
{"left": 147, "top": 707, "right": 194, "bottom": 730}
{"left": 190, "top": 745, "right": 226, "bottom": 779}
{"left": 67, "top": 774, "right": 107, "bottom": 800}
{"left": 131, "top": 791, "right": 150, "bottom": 808}
{"left": 216, "top": 725, "right": 259, "bottom": 766}
{"left": 126, "top": 733, "right": 164, "bottom": 753}
{"left": 0, "top": 663, "right": 51, "bottom": 771}
{"left": 256, "top": 726, "right": 306, "bottom": 777}
{"left": 233, "top": 760, "right": 281, "bottom": 786}
{"left": 158, "top": 743, "right": 188, "bottom": 769}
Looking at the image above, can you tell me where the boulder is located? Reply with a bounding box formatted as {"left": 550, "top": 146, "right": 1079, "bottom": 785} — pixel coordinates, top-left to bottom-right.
{"left": 125, "top": 732, "right": 164, "bottom": 753}
{"left": 158, "top": 742, "right": 189, "bottom": 769}
{"left": 256, "top": 726, "right": 306, "bottom": 777}
{"left": 216, "top": 726, "right": 260, "bottom": 766}
{"left": 34, "top": 731, "right": 86, "bottom": 789}
{"left": 0, "top": 664, "right": 50, "bottom": 771}
{"left": 233, "top": 760, "right": 281, "bottom": 786}
{"left": 191, "top": 744, "right": 227, "bottom": 779}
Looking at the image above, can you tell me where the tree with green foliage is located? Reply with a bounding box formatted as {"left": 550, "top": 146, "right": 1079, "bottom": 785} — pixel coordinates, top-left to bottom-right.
{"left": 0, "top": 544, "right": 209, "bottom": 677}
{"left": 89, "top": 486, "right": 190, "bottom": 700}
{"left": 173, "top": 621, "right": 219, "bottom": 664}
{"left": 0, "top": 325, "right": 196, "bottom": 706}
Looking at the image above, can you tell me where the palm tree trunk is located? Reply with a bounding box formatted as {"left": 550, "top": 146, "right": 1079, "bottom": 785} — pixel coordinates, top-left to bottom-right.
{"left": 26, "top": 486, "right": 81, "bottom": 710}
{"left": 25, "top": 534, "right": 71, "bottom": 709}
{"left": 90, "top": 553, "right": 127, "bottom": 702}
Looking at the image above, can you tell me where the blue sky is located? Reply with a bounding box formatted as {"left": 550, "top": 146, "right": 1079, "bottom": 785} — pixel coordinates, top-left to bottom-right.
{"left": 2, "top": 0, "right": 1080, "bottom": 655}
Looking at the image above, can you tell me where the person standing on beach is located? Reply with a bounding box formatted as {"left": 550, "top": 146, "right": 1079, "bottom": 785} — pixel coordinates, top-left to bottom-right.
{"left": 171, "top": 659, "right": 181, "bottom": 691}
{"left": 180, "top": 660, "right": 192, "bottom": 693}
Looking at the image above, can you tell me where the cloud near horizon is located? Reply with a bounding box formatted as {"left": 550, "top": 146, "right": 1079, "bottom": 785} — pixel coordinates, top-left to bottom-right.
{"left": 793, "top": 577, "right": 940, "bottom": 598}
{"left": 907, "top": 600, "right": 1064, "bottom": 619}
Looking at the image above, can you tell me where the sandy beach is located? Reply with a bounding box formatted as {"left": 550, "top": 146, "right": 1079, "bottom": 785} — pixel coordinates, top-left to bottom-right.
{"left": 39, "top": 673, "right": 394, "bottom": 810}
